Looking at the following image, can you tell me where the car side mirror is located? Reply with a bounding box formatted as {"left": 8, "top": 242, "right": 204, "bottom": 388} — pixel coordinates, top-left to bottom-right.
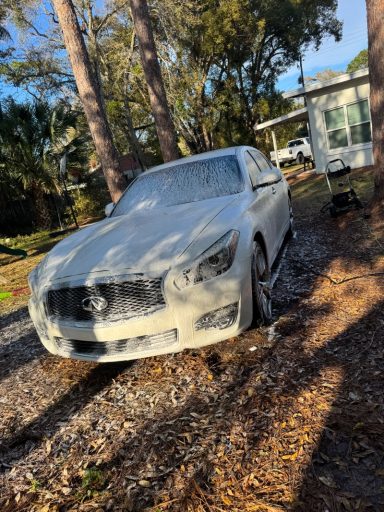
{"left": 105, "top": 202, "right": 114, "bottom": 217}
{"left": 256, "top": 170, "right": 279, "bottom": 189}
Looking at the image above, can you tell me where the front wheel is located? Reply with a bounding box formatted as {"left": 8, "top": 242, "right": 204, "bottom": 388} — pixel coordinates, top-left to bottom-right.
{"left": 251, "top": 241, "right": 273, "bottom": 326}
{"left": 287, "top": 197, "right": 294, "bottom": 238}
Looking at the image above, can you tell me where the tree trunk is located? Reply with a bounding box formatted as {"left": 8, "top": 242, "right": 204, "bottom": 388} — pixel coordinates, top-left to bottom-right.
{"left": 51, "top": 0, "right": 126, "bottom": 203}
{"left": 129, "top": 0, "right": 179, "bottom": 162}
{"left": 123, "top": 97, "right": 147, "bottom": 170}
{"left": 32, "top": 186, "right": 52, "bottom": 230}
{"left": 366, "top": 0, "right": 384, "bottom": 199}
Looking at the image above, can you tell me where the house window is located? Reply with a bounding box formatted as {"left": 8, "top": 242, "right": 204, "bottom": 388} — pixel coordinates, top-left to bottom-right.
{"left": 324, "top": 99, "right": 372, "bottom": 150}
{"left": 347, "top": 101, "right": 372, "bottom": 145}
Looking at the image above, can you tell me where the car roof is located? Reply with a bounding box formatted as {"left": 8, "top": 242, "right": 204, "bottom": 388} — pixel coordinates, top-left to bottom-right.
{"left": 145, "top": 146, "right": 255, "bottom": 175}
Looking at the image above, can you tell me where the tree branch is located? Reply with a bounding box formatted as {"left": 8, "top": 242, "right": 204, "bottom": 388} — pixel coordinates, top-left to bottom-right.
{"left": 95, "top": 0, "right": 130, "bottom": 34}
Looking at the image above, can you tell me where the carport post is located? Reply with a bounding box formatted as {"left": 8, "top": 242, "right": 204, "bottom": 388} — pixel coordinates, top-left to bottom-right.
{"left": 271, "top": 130, "right": 280, "bottom": 169}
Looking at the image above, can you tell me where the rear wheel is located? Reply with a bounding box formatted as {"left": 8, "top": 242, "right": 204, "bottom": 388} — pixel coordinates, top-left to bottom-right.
{"left": 251, "top": 241, "right": 272, "bottom": 326}
{"left": 296, "top": 152, "right": 305, "bottom": 165}
{"left": 330, "top": 204, "right": 337, "bottom": 218}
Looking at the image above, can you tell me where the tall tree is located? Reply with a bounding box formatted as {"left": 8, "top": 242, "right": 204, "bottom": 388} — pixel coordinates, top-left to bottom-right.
{"left": 129, "top": 0, "right": 179, "bottom": 162}
{"left": 347, "top": 49, "right": 368, "bottom": 73}
{"left": 366, "top": 0, "right": 384, "bottom": 199}
{"left": 305, "top": 69, "right": 343, "bottom": 84}
{"left": 153, "top": 0, "right": 341, "bottom": 153}
{"left": 51, "top": 0, "right": 126, "bottom": 203}
{"left": 1, "top": 0, "right": 342, "bottom": 159}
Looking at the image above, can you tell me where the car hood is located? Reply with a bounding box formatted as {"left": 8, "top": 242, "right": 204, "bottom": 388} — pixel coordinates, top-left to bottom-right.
{"left": 40, "top": 196, "right": 238, "bottom": 282}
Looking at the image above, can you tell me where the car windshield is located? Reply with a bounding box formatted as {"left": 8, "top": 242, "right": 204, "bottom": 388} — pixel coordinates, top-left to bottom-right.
{"left": 112, "top": 155, "right": 244, "bottom": 216}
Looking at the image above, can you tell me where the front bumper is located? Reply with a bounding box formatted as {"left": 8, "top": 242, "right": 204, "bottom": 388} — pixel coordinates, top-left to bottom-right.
{"left": 277, "top": 156, "right": 294, "bottom": 164}
{"left": 28, "top": 259, "right": 253, "bottom": 363}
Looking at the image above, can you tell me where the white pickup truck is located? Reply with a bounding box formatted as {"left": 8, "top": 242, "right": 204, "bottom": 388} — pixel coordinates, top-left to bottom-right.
{"left": 270, "top": 137, "right": 313, "bottom": 166}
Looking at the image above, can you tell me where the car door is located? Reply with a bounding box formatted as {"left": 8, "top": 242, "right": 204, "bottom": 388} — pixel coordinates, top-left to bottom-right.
{"left": 249, "top": 150, "right": 289, "bottom": 258}
{"left": 243, "top": 150, "right": 277, "bottom": 265}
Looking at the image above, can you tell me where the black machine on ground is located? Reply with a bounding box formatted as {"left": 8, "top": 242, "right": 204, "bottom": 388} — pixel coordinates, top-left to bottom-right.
{"left": 324, "top": 159, "right": 363, "bottom": 218}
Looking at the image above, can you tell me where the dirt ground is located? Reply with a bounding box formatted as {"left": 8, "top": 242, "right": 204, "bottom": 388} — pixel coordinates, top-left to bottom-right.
{"left": 0, "top": 169, "right": 383, "bottom": 511}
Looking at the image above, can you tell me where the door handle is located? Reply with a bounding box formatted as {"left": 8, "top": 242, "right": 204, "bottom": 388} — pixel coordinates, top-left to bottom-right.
{"left": 272, "top": 186, "right": 276, "bottom": 194}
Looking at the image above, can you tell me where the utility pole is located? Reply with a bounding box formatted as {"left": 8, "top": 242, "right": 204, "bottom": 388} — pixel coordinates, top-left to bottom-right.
{"left": 299, "top": 54, "right": 306, "bottom": 106}
{"left": 299, "top": 53, "right": 314, "bottom": 169}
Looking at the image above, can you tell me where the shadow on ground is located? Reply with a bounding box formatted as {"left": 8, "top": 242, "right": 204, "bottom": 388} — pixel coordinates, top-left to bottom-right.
{"left": 0, "top": 171, "right": 382, "bottom": 511}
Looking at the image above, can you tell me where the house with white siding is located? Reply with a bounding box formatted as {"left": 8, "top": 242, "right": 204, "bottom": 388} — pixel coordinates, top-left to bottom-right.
{"left": 254, "top": 68, "right": 372, "bottom": 173}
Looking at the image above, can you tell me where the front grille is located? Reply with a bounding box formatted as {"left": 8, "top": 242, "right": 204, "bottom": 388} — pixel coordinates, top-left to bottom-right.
{"left": 55, "top": 329, "right": 178, "bottom": 358}
{"left": 47, "top": 278, "right": 165, "bottom": 323}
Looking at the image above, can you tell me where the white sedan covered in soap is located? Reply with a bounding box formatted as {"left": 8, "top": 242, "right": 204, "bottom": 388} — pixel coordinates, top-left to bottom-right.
{"left": 28, "top": 146, "right": 292, "bottom": 362}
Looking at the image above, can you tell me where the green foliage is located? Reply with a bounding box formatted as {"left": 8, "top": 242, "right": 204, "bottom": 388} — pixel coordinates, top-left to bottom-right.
{"left": 0, "top": 50, "right": 75, "bottom": 96}
{"left": 0, "top": 0, "right": 342, "bottom": 165}
{"left": 254, "top": 93, "right": 307, "bottom": 154}
{"left": 0, "top": 99, "right": 87, "bottom": 192}
{"left": 73, "top": 466, "right": 107, "bottom": 502}
{"left": 81, "top": 467, "right": 104, "bottom": 489}
{"left": 73, "top": 178, "right": 111, "bottom": 221}
{"left": 305, "top": 68, "right": 344, "bottom": 83}
{"left": 81, "top": 467, "right": 105, "bottom": 493}
{"left": 0, "top": 98, "right": 90, "bottom": 229}
{"left": 347, "top": 49, "right": 368, "bottom": 73}
{"left": 154, "top": 0, "right": 341, "bottom": 152}
{"left": 29, "top": 478, "right": 41, "bottom": 493}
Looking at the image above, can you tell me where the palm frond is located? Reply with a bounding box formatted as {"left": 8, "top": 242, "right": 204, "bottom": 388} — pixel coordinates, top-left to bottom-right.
{"left": 0, "top": 98, "right": 88, "bottom": 195}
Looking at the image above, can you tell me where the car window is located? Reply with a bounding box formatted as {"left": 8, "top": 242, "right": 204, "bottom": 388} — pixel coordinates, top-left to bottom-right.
{"left": 112, "top": 155, "right": 244, "bottom": 216}
{"left": 244, "top": 151, "right": 260, "bottom": 188}
{"left": 260, "top": 152, "right": 273, "bottom": 169}
{"left": 250, "top": 150, "right": 271, "bottom": 173}
{"left": 288, "top": 139, "right": 303, "bottom": 147}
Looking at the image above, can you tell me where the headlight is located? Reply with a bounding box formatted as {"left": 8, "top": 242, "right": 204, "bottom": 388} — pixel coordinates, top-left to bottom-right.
{"left": 28, "top": 256, "right": 46, "bottom": 296}
{"left": 175, "top": 230, "right": 239, "bottom": 289}
{"left": 28, "top": 267, "right": 39, "bottom": 296}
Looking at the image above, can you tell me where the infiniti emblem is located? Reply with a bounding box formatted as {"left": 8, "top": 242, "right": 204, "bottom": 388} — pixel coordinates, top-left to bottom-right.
{"left": 81, "top": 296, "right": 109, "bottom": 312}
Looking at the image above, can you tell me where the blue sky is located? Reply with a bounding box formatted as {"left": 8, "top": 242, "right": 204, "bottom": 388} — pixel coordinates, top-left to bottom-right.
{"left": 277, "top": 0, "right": 368, "bottom": 92}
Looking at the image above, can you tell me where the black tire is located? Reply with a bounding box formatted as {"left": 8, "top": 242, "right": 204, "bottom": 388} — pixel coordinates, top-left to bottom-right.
{"left": 354, "top": 197, "right": 363, "bottom": 209}
{"left": 296, "top": 152, "right": 305, "bottom": 165}
{"left": 251, "top": 241, "right": 272, "bottom": 326}
{"left": 287, "top": 197, "right": 294, "bottom": 238}
{"left": 330, "top": 204, "right": 337, "bottom": 218}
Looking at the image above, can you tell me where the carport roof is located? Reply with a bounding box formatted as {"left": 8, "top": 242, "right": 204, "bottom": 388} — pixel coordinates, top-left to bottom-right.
{"left": 282, "top": 68, "right": 369, "bottom": 99}
{"left": 253, "top": 106, "right": 308, "bottom": 131}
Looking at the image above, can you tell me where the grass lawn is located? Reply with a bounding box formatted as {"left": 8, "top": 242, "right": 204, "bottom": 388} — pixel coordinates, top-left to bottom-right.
{"left": 289, "top": 166, "right": 375, "bottom": 212}
{"left": 0, "top": 231, "right": 69, "bottom": 315}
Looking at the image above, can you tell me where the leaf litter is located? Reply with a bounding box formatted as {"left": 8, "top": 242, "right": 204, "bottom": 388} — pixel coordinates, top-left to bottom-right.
{"left": 0, "top": 170, "right": 383, "bottom": 511}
